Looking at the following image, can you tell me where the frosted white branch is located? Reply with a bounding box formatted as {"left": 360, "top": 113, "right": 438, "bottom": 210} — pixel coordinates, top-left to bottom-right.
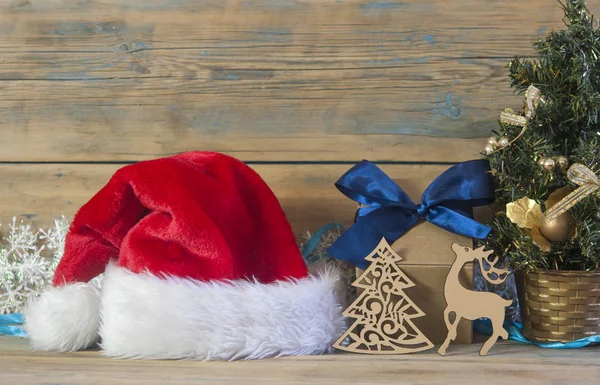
{"left": 0, "top": 216, "right": 106, "bottom": 314}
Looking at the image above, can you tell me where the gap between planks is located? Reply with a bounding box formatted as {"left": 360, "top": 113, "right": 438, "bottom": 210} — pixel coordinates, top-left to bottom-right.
{"left": 0, "top": 163, "right": 495, "bottom": 239}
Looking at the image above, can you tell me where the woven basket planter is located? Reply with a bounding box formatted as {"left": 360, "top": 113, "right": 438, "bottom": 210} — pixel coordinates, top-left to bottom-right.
{"left": 517, "top": 270, "right": 600, "bottom": 343}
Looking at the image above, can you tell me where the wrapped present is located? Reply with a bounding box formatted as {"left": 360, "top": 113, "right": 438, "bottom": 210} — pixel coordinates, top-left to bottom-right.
{"left": 388, "top": 223, "right": 474, "bottom": 344}
{"left": 328, "top": 160, "right": 495, "bottom": 346}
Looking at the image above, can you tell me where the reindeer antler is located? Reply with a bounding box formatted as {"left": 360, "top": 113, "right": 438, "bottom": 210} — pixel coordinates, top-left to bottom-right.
{"left": 475, "top": 248, "right": 509, "bottom": 285}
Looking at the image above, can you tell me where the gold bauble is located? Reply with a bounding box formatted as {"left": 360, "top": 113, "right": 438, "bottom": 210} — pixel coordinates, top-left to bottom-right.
{"left": 487, "top": 137, "right": 498, "bottom": 146}
{"left": 537, "top": 157, "right": 546, "bottom": 168}
{"left": 498, "top": 137, "right": 510, "bottom": 148}
{"left": 541, "top": 158, "right": 555, "bottom": 171}
{"left": 484, "top": 144, "right": 495, "bottom": 155}
{"left": 539, "top": 211, "right": 575, "bottom": 242}
{"left": 556, "top": 156, "right": 569, "bottom": 169}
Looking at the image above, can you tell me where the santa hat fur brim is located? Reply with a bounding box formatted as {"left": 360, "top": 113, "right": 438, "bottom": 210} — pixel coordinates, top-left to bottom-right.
{"left": 25, "top": 264, "right": 345, "bottom": 360}
{"left": 24, "top": 282, "right": 101, "bottom": 352}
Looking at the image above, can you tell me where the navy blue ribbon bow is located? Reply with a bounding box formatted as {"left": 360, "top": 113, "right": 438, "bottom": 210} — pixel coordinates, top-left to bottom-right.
{"left": 328, "top": 159, "right": 495, "bottom": 269}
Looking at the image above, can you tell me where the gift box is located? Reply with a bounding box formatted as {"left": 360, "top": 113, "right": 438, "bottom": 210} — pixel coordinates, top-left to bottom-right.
{"left": 356, "top": 222, "right": 474, "bottom": 344}
{"left": 329, "top": 160, "right": 495, "bottom": 347}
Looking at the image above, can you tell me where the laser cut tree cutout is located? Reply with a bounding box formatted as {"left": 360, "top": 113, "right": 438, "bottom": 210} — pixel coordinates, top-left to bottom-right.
{"left": 333, "top": 238, "right": 434, "bottom": 354}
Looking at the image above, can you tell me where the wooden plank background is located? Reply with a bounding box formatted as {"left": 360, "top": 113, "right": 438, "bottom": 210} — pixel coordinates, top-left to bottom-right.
{"left": 0, "top": 163, "right": 465, "bottom": 237}
{"left": 0, "top": 0, "right": 592, "bottom": 233}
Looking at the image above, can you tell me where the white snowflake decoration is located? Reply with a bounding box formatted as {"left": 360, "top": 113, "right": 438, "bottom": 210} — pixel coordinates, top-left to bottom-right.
{"left": 0, "top": 216, "right": 106, "bottom": 314}
{"left": 38, "top": 217, "right": 69, "bottom": 278}
{"left": 0, "top": 218, "right": 61, "bottom": 314}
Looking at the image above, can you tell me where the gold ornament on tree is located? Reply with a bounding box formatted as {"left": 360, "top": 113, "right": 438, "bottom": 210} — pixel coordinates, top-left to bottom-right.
{"left": 539, "top": 212, "right": 576, "bottom": 242}
{"left": 506, "top": 187, "right": 576, "bottom": 250}
{"left": 500, "top": 108, "right": 528, "bottom": 126}
{"left": 498, "top": 136, "right": 510, "bottom": 148}
{"left": 556, "top": 156, "right": 569, "bottom": 170}
{"left": 540, "top": 186, "right": 576, "bottom": 242}
{"left": 506, "top": 197, "right": 552, "bottom": 252}
{"left": 485, "top": 85, "right": 542, "bottom": 155}
{"left": 537, "top": 155, "right": 569, "bottom": 172}
{"left": 500, "top": 85, "right": 542, "bottom": 124}
{"left": 537, "top": 157, "right": 547, "bottom": 169}
{"left": 333, "top": 238, "right": 433, "bottom": 354}
{"left": 543, "top": 163, "right": 600, "bottom": 222}
{"left": 540, "top": 157, "right": 556, "bottom": 172}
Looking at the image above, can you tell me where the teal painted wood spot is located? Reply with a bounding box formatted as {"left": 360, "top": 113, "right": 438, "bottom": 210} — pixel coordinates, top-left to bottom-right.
{"left": 434, "top": 93, "right": 463, "bottom": 120}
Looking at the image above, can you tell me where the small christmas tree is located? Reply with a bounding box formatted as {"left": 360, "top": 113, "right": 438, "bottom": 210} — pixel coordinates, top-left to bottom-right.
{"left": 482, "top": 0, "right": 600, "bottom": 271}
{"left": 333, "top": 238, "right": 433, "bottom": 354}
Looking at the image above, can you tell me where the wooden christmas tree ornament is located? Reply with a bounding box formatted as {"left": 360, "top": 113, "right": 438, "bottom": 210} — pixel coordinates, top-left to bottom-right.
{"left": 333, "top": 238, "right": 434, "bottom": 354}
{"left": 438, "top": 243, "right": 512, "bottom": 356}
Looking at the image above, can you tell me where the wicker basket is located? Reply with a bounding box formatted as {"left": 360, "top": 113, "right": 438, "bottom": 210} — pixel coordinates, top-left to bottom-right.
{"left": 517, "top": 270, "right": 600, "bottom": 343}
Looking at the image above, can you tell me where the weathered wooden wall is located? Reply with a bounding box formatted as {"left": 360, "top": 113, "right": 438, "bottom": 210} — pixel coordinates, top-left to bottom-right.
{"left": 0, "top": 0, "right": 587, "bottom": 234}
{"left": 0, "top": 163, "right": 467, "bottom": 237}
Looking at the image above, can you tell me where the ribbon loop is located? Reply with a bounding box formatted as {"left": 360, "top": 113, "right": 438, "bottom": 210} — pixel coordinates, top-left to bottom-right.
{"left": 500, "top": 85, "right": 542, "bottom": 127}
{"left": 569, "top": 163, "right": 600, "bottom": 186}
{"left": 492, "top": 85, "right": 543, "bottom": 154}
{"left": 544, "top": 163, "right": 600, "bottom": 221}
{"left": 328, "top": 159, "right": 495, "bottom": 269}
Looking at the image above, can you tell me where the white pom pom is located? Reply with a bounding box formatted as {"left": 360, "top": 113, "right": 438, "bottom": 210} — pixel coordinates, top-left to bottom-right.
{"left": 24, "top": 283, "right": 101, "bottom": 352}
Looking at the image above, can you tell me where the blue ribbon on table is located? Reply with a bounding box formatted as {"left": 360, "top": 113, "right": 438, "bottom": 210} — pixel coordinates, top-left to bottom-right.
{"left": 0, "top": 313, "right": 26, "bottom": 337}
{"left": 301, "top": 223, "right": 347, "bottom": 264}
{"left": 474, "top": 319, "right": 600, "bottom": 348}
{"left": 327, "top": 159, "right": 495, "bottom": 269}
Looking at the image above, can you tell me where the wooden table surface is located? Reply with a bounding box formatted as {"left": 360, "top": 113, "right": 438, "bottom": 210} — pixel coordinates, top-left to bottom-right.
{"left": 1, "top": 336, "right": 599, "bottom": 385}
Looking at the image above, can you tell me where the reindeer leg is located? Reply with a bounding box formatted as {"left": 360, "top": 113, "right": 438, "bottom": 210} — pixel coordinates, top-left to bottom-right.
{"left": 499, "top": 325, "right": 509, "bottom": 340}
{"left": 438, "top": 337, "right": 452, "bottom": 356}
{"left": 479, "top": 312, "right": 505, "bottom": 356}
{"left": 479, "top": 334, "right": 499, "bottom": 356}
{"left": 437, "top": 308, "right": 459, "bottom": 356}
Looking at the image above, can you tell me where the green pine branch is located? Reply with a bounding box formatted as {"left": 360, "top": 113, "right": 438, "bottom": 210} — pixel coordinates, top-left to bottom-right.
{"left": 481, "top": 0, "right": 600, "bottom": 272}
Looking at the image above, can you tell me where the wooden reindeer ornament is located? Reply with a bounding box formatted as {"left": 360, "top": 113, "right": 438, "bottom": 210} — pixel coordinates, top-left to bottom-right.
{"left": 438, "top": 243, "right": 512, "bottom": 356}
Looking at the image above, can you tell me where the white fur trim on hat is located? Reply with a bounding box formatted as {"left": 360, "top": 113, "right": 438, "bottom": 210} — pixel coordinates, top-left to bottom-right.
{"left": 99, "top": 264, "right": 346, "bottom": 360}
{"left": 24, "top": 283, "right": 101, "bottom": 352}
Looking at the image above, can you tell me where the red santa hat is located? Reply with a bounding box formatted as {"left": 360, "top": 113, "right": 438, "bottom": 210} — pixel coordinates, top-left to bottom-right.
{"left": 24, "top": 151, "right": 344, "bottom": 360}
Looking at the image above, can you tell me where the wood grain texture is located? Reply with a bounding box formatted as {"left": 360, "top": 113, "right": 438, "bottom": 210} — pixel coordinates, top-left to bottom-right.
{"left": 0, "top": 163, "right": 458, "bottom": 237}
{"left": 1, "top": 337, "right": 599, "bottom": 385}
{"left": 0, "top": 0, "right": 580, "bottom": 162}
